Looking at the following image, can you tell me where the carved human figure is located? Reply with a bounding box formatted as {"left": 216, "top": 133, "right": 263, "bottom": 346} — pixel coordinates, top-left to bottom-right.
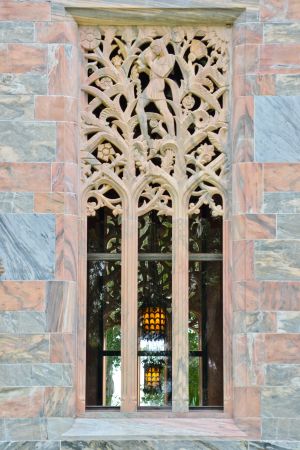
{"left": 136, "top": 38, "right": 175, "bottom": 145}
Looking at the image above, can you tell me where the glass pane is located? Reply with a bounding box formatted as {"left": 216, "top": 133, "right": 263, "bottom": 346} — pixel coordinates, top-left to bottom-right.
{"left": 189, "top": 260, "right": 223, "bottom": 407}
{"left": 139, "top": 211, "right": 172, "bottom": 254}
{"left": 189, "top": 356, "right": 202, "bottom": 407}
{"left": 86, "top": 259, "right": 121, "bottom": 407}
{"left": 189, "top": 205, "right": 222, "bottom": 253}
{"left": 138, "top": 209, "right": 172, "bottom": 408}
{"left": 88, "top": 208, "right": 121, "bottom": 253}
{"left": 103, "top": 356, "right": 121, "bottom": 406}
{"left": 139, "top": 355, "right": 172, "bottom": 407}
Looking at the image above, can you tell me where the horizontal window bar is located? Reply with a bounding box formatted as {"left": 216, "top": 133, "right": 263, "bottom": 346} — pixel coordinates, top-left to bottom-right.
{"left": 88, "top": 253, "right": 222, "bottom": 261}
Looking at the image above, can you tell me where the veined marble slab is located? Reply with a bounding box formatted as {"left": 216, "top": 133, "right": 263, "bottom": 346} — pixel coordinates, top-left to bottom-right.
{"left": 0, "top": 214, "right": 55, "bottom": 280}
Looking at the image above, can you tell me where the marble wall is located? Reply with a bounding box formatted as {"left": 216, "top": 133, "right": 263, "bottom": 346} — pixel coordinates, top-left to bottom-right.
{"left": 0, "top": 0, "right": 300, "bottom": 446}
{"left": 0, "top": 0, "right": 79, "bottom": 442}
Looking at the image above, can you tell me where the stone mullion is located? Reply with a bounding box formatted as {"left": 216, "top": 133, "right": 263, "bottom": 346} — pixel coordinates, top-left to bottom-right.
{"left": 121, "top": 197, "right": 138, "bottom": 412}
{"left": 172, "top": 197, "right": 189, "bottom": 412}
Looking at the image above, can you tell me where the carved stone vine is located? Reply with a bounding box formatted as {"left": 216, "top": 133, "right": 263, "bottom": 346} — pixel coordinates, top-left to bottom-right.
{"left": 80, "top": 26, "right": 229, "bottom": 217}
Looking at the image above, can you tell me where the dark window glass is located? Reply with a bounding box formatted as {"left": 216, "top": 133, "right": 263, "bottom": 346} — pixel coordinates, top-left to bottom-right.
{"left": 189, "top": 208, "right": 223, "bottom": 408}
{"left": 86, "top": 208, "right": 121, "bottom": 407}
{"left": 138, "top": 211, "right": 172, "bottom": 407}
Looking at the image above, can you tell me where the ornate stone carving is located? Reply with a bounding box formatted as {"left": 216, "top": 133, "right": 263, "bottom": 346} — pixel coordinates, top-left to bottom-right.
{"left": 80, "top": 26, "right": 229, "bottom": 216}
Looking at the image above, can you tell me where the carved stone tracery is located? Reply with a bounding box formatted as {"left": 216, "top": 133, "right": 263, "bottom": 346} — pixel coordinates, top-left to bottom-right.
{"left": 80, "top": 26, "right": 229, "bottom": 217}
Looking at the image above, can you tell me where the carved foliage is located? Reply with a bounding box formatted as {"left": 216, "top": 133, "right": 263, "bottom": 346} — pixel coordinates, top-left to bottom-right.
{"left": 80, "top": 26, "right": 229, "bottom": 216}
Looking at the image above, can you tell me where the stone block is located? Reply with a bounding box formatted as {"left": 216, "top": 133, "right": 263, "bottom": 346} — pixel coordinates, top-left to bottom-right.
{"left": 46, "top": 417, "right": 74, "bottom": 440}
{"left": 0, "top": 22, "right": 34, "bottom": 43}
{"left": 0, "top": 95, "right": 34, "bottom": 120}
{"left": 233, "top": 163, "right": 263, "bottom": 214}
{"left": 0, "top": 281, "right": 45, "bottom": 311}
{"left": 34, "top": 193, "right": 64, "bottom": 214}
{"left": 265, "top": 334, "right": 300, "bottom": 363}
{"left": 46, "top": 282, "right": 76, "bottom": 333}
{"left": 0, "top": 387, "right": 44, "bottom": 418}
{"left": 264, "top": 23, "right": 300, "bottom": 44}
{"left": 277, "top": 214, "right": 300, "bottom": 239}
{"left": 36, "top": 22, "right": 78, "bottom": 44}
{"left": 255, "top": 97, "right": 300, "bottom": 163}
{"left": 31, "top": 364, "right": 72, "bottom": 387}
{"left": 260, "top": 45, "right": 300, "bottom": 73}
{"left": 276, "top": 75, "right": 300, "bottom": 96}
{"left": 50, "top": 334, "right": 75, "bottom": 364}
{"left": 262, "top": 386, "right": 300, "bottom": 418}
{"left": 264, "top": 193, "right": 300, "bottom": 214}
{"left": 233, "top": 240, "right": 254, "bottom": 282}
{"left": 244, "top": 74, "right": 275, "bottom": 96}
{"left": 260, "top": 281, "right": 300, "bottom": 311}
{"left": 5, "top": 418, "right": 47, "bottom": 441}
{"left": 56, "top": 122, "right": 78, "bottom": 163}
{"left": 0, "top": 121, "right": 56, "bottom": 162}
{"left": 233, "top": 214, "right": 276, "bottom": 240}
{"left": 255, "top": 240, "right": 300, "bottom": 281}
{"left": 260, "top": 0, "right": 287, "bottom": 22}
{"left": 264, "top": 163, "right": 300, "bottom": 192}
{"left": 2, "top": 44, "right": 47, "bottom": 74}
{"left": 0, "top": 364, "right": 32, "bottom": 387}
{"left": 48, "top": 44, "right": 78, "bottom": 97}
{"left": 60, "top": 441, "right": 248, "bottom": 450}
{"left": 233, "top": 23, "right": 262, "bottom": 46}
{"left": 0, "top": 443, "right": 60, "bottom": 450}
{"left": 0, "top": 163, "right": 51, "bottom": 192}
{"left": 277, "top": 312, "right": 300, "bottom": 333}
{"left": 44, "top": 387, "right": 75, "bottom": 416}
{"left": 0, "top": 335, "right": 49, "bottom": 363}
{"left": 0, "top": 73, "right": 47, "bottom": 95}
{"left": 0, "top": 214, "right": 55, "bottom": 280}
{"left": 0, "top": 192, "right": 33, "bottom": 213}
{"left": 288, "top": 0, "right": 300, "bottom": 20}
{"left": 265, "top": 364, "right": 300, "bottom": 387}
{"left": 35, "top": 96, "right": 77, "bottom": 122}
{"left": 0, "top": 2, "right": 51, "bottom": 21}
{"left": 246, "top": 312, "right": 276, "bottom": 333}
{"left": 251, "top": 441, "right": 300, "bottom": 449}
{"left": 233, "top": 44, "right": 259, "bottom": 75}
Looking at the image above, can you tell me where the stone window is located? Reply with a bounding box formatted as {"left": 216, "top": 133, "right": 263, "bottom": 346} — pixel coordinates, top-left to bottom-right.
{"left": 80, "top": 25, "right": 228, "bottom": 413}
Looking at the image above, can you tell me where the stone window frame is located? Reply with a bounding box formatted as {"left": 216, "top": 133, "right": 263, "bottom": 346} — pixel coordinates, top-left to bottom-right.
{"left": 66, "top": 1, "right": 251, "bottom": 417}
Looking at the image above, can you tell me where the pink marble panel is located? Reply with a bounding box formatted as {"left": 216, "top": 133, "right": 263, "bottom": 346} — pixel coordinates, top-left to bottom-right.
{"left": 0, "top": 388, "right": 44, "bottom": 418}
{"left": 234, "top": 387, "right": 260, "bottom": 418}
{"left": 34, "top": 193, "right": 64, "bottom": 214}
{"left": 265, "top": 334, "right": 300, "bottom": 363}
{"left": 0, "top": 163, "right": 51, "bottom": 192}
{"left": 48, "top": 44, "right": 79, "bottom": 97}
{"left": 35, "top": 96, "right": 77, "bottom": 122}
{"left": 0, "top": 1, "right": 50, "bottom": 21}
{"left": 233, "top": 214, "right": 276, "bottom": 240}
{"left": 260, "top": 44, "right": 300, "bottom": 74}
{"left": 56, "top": 122, "right": 78, "bottom": 163}
{"left": 233, "top": 240, "right": 254, "bottom": 283}
{"left": 36, "top": 22, "right": 78, "bottom": 44}
{"left": 0, "top": 44, "right": 47, "bottom": 74}
{"left": 233, "top": 163, "right": 263, "bottom": 214}
{"left": 0, "top": 281, "right": 45, "bottom": 311}
{"left": 50, "top": 333, "right": 75, "bottom": 364}
{"left": 264, "top": 163, "right": 300, "bottom": 192}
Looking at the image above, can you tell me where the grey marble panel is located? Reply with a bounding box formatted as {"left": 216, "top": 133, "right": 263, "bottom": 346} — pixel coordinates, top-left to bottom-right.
{"left": 0, "top": 214, "right": 55, "bottom": 280}
{"left": 31, "top": 364, "right": 72, "bottom": 387}
{"left": 0, "top": 443, "right": 60, "bottom": 450}
{"left": 276, "top": 75, "right": 300, "bottom": 96}
{"left": 277, "top": 312, "right": 300, "bottom": 333}
{"left": 0, "top": 419, "right": 5, "bottom": 440}
{"left": 255, "top": 240, "right": 300, "bottom": 281}
{"left": 264, "top": 23, "right": 300, "bottom": 44}
{"left": 262, "top": 418, "right": 300, "bottom": 440}
{"left": 0, "top": 73, "right": 47, "bottom": 95}
{"left": 250, "top": 442, "right": 300, "bottom": 450}
{"left": 0, "top": 312, "right": 46, "bottom": 334}
{"left": 264, "top": 193, "right": 300, "bottom": 214}
{"left": 46, "top": 418, "right": 75, "bottom": 440}
{"left": 0, "top": 121, "right": 56, "bottom": 162}
{"left": 45, "top": 387, "right": 75, "bottom": 416}
{"left": 0, "top": 364, "right": 32, "bottom": 387}
{"left": 266, "top": 364, "right": 300, "bottom": 387}
{"left": 0, "top": 22, "right": 34, "bottom": 43}
{"left": 61, "top": 441, "right": 248, "bottom": 450}
{"left": 254, "top": 97, "right": 300, "bottom": 162}
{"left": 233, "top": 312, "right": 275, "bottom": 333}
{"left": 5, "top": 418, "right": 47, "bottom": 441}
{"left": 0, "top": 193, "right": 34, "bottom": 213}
{"left": 277, "top": 215, "right": 300, "bottom": 239}
{"left": 262, "top": 387, "right": 300, "bottom": 418}
{"left": 0, "top": 95, "right": 34, "bottom": 120}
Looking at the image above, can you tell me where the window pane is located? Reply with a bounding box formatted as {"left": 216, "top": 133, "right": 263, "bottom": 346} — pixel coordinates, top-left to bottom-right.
{"left": 189, "top": 260, "right": 223, "bottom": 407}
{"left": 88, "top": 208, "right": 121, "bottom": 253}
{"left": 86, "top": 207, "right": 121, "bottom": 408}
{"left": 189, "top": 204, "right": 222, "bottom": 254}
{"left": 139, "top": 212, "right": 172, "bottom": 254}
{"left": 138, "top": 209, "right": 172, "bottom": 408}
